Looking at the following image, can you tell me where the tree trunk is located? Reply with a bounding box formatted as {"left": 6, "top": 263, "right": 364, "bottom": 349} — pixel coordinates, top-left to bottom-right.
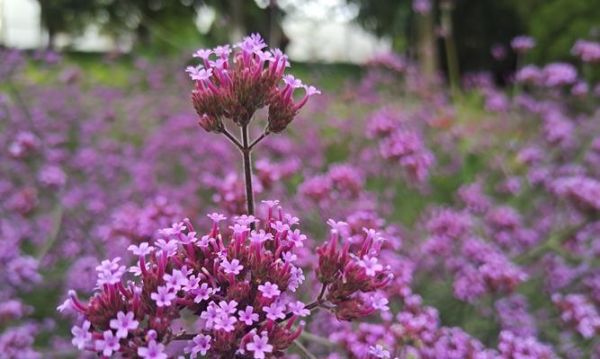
{"left": 417, "top": 12, "right": 438, "bottom": 87}
{"left": 267, "top": 1, "right": 282, "bottom": 48}
{"left": 229, "top": 0, "right": 245, "bottom": 43}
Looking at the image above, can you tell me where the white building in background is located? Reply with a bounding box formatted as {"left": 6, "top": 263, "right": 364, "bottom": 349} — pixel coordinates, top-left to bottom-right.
{"left": 0, "top": 0, "right": 390, "bottom": 63}
{"left": 0, "top": 0, "right": 43, "bottom": 48}
{"left": 285, "top": 20, "right": 390, "bottom": 63}
{"left": 0, "top": 0, "right": 124, "bottom": 51}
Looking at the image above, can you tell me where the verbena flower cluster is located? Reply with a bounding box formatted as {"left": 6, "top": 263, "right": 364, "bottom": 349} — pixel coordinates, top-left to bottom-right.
{"left": 59, "top": 201, "right": 391, "bottom": 357}
{"left": 187, "top": 34, "right": 319, "bottom": 133}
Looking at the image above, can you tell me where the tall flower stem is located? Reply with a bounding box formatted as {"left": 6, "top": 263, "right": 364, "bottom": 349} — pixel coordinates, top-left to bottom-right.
{"left": 220, "top": 126, "right": 243, "bottom": 150}
{"left": 241, "top": 124, "right": 255, "bottom": 217}
{"left": 293, "top": 339, "right": 318, "bottom": 359}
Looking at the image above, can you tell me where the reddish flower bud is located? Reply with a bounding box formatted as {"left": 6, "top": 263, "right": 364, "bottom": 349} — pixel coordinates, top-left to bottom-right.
{"left": 187, "top": 35, "right": 318, "bottom": 132}
{"left": 333, "top": 298, "right": 376, "bottom": 321}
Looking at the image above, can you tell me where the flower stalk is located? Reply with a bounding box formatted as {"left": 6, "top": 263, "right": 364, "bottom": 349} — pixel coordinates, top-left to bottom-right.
{"left": 241, "top": 124, "right": 255, "bottom": 217}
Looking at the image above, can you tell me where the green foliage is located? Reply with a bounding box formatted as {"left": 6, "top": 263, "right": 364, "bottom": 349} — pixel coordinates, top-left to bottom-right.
{"left": 520, "top": 0, "right": 600, "bottom": 63}
{"left": 452, "top": 0, "right": 525, "bottom": 71}
{"left": 98, "top": 0, "right": 202, "bottom": 53}
{"left": 37, "top": 0, "right": 100, "bottom": 45}
{"left": 204, "top": 0, "right": 271, "bottom": 42}
{"left": 347, "top": 0, "right": 412, "bottom": 51}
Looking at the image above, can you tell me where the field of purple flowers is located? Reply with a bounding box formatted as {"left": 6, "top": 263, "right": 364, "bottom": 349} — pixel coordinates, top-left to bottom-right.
{"left": 1, "top": 34, "right": 600, "bottom": 358}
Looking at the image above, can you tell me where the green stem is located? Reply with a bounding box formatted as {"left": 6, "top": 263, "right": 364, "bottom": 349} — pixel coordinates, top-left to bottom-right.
{"left": 37, "top": 203, "right": 64, "bottom": 260}
{"left": 241, "top": 125, "right": 254, "bottom": 216}
{"left": 441, "top": 1, "right": 460, "bottom": 98}
{"left": 293, "top": 340, "right": 318, "bottom": 359}
{"left": 299, "top": 331, "right": 336, "bottom": 347}
{"left": 220, "top": 126, "right": 243, "bottom": 150}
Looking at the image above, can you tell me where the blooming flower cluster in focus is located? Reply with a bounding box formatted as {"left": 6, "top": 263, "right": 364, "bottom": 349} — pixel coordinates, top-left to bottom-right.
{"left": 59, "top": 201, "right": 391, "bottom": 357}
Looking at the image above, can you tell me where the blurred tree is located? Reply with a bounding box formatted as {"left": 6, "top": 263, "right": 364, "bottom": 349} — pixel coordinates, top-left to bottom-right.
{"left": 349, "top": 0, "right": 527, "bottom": 81}
{"left": 37, "top": 0, "right": 100, "bottom": 49}
{"left": 204, "top": 0, "right": 287, "bottom": 49}
{"left": 451, "top": 0, "right": 524, "bottom": 82}
{"left": 98, "top": 0, "right": 203, "bottom": 53}
{"left": 346, "top": 0, "right": 411, "bottom": 51}
{"left": 348, "top": 0, "right": 436, "bottom": 83}
{"left": 36, "top": 0, "right": 288, "bottom": 53}
{"left": 513, "top": 0, "right": 600, "bottom": 63}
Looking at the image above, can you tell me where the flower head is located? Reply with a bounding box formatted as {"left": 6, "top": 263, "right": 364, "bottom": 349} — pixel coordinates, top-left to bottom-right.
{"left": 95, "top": 330, "right": 120, "bottom": 357}
{"left": 263, "top": 301, "right": 286, "bottom": 321}
{"left": 188, "top": 33, "right": 318, "bottom": 131}
{"left": 186, "top": 334, "right": 212, "bottom": 358}
{"left": 71, "top": 320, "right": 92, "bottom": 350}
{"left": 238, "top": 306, "right": 259, "bottom": 325}
{"left": 138, "top": 339, "right": 167, "bottom": 359}
{"left": 109, "top": 311, "right": 139, "bottom": 338}
{"left": 221, "top": 257, "right": 244, "bottom": 275}
{"left": 151, "top": 286, "right": 176, "bottom": 307}
{"left": 258, "top": 282, "right": 281, "bottom": 299}
{"left": 246, "top": 332, "right": 273, "bottom": 359}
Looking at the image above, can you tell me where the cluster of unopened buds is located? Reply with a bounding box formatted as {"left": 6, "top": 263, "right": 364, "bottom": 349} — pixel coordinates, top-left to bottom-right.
{"left": 59, "top": 201, "right": 392, "bottom": 357}
{"left": 186, "top": 33, "right": 319, "bottom": 134}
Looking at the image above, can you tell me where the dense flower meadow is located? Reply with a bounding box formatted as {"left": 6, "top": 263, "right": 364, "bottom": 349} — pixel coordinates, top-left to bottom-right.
{"left": 1, "top": 33, "right": 600, "bottom": 358}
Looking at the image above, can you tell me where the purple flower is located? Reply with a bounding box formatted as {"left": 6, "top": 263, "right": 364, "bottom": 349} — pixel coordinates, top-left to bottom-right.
{"left": 258, "top": 282, "right": 281, "bottom": 299}
{"left": 186, "top": 66, "right": 213, "bottom": 82}
{"left": 288, "top": 229, "right": 306, "bottom": 248}
{"left": 369, "top": 292, "right": 390, "bottom": 312}
{"left": 220, "top": 257, "right": 244, "bottom": 275}
{"left": 193, "top": 49, "right": 212, "bottom": 60}
{"left": 516, "top": 65, "right": 542, "bottom": 85}
{"left": 553, "top": 294, "right": 600, "bottom": 338}
{"left": 511, "top": 35, "right": 536, "bottom": 53}
{"left": 238, "top": 306, "right": 259, "bottom": 325}
{"left": 572, "top": 40, "right": 600, "bottom": 63}
{"left": 163, "top": 268, "right": 189, "bottom": 291}
{"left": 261, "top": 199, "right": 280, "bottom": 208}
{"left": 283, "top": 75, "right": 303, "bottom": 88}
{"left": 150, "top": 286, "right": 176, "bottom": 307}
{"left": 186, "top": 334, "right": 212, "bottom": 358}
{"left": 200, "top": 302, "right": 220, "bottom": 329}
{"left": 207, "top": 212, "right": 227, "bottom": 223}
{"left": 498, "top": 330, "right": 554, "bottom": 358}
{"left": 369, "top": 344, "right": 391, "bottom": 358}
{"left": 288, "top": 301, "right": 310, "bottom": 317}
{"left": 250, "top": 230, "right": 272, "bottom": 245}
{"left": 109, "top": 311, "right": 139, "bottom": 338}
{"left": 95, "top": 257, "right": 126, "bottom": 286}
{"left": 270, "top": 221, "right": 290, "bottom": 233}
{"left": 95, "top": 330, "right": 120, "bottom": 357}
{"left": 230, "top": 223, "right": 249, "bottom": 235}
{"left": 155, "top": 238, "right": 178, "bottom": 257}
{"left": 543, "top": 63, "right": 577, "bottom": 87}
{"left": 263, "top": 301, "right": 286, "bottom": 321}
{"left": 137, "top": 339, "right": 167, "bottom": 359}
{"left": 327, "top": 219, "right": 349, "bottom": 235}
{"left": 218, "top": 300, "right": 238, "bottom": 315}
{"left": 71, "top": 320, "right": 92, "bottom": 350}
{"left": 357, "top": 256, "right": 384, "bottom": 277}
{"left": 189, "top": 33, "right": 317, "bottom": 131}
{"left": 38, "top": 165, "right": 67, "bottom": 187}
{"left": 413, "top": 0, "right": 431, "bottom": 14}
{"left": 193, "top": 283, "right": 216, "bottom": 303}
{"left": 214, "top": 313, "right": 237, "bottom": 332}
{"left": 246, "top": 332, "right": 273, "bottom": 359}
